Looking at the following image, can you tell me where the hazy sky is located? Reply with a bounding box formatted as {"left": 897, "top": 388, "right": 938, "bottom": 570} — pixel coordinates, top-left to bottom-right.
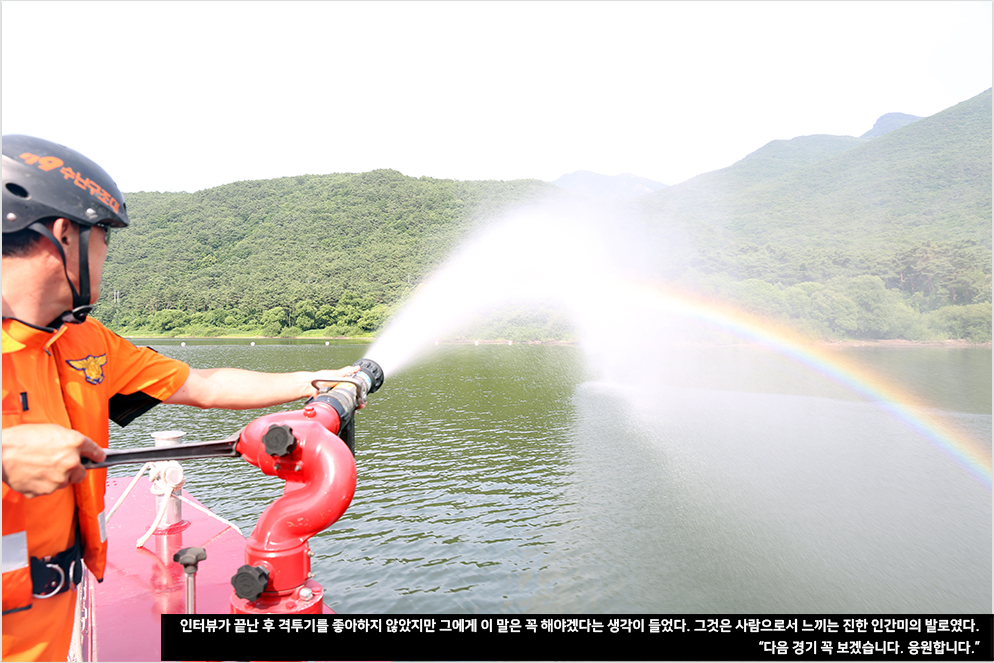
{"left": 3, "top": 1, "right": 991, "bottom": 193}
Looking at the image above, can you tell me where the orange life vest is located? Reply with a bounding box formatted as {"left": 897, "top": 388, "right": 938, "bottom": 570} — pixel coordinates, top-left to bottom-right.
{"left": 2, "top": 317, "right": 189, "bottom": 615}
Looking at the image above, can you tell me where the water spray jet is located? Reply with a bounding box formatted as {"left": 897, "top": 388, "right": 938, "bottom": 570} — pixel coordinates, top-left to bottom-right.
{"left": 363, "top": 199, "right": 990, "bottom": 492}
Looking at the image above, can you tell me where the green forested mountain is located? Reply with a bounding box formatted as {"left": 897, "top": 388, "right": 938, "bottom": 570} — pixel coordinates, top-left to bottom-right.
{"left": 98, "top": 172, "right": 567, "bottom": 336}
{"left": 95, "top": 89, "right": 992, "bottom": 341}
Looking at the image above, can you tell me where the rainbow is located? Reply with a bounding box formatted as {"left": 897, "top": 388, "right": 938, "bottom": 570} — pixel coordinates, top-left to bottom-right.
{"left": 626, "top": 279, "right": 993, "bottom": 490}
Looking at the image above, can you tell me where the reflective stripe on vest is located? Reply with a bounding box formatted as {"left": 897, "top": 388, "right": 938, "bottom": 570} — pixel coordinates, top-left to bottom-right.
{"left": 2, "top": 531, "right": 28, "bottom": 574}
{"left": 2, "top": 489, "right": 33, "bottom": 615}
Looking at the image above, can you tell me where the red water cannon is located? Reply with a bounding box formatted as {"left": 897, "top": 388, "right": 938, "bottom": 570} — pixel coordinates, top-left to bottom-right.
{"left": 230, "top": 358, "right": 384, "bottom": 614}
{"left": 80, "top": 359, "right": 385, "bottom": 614}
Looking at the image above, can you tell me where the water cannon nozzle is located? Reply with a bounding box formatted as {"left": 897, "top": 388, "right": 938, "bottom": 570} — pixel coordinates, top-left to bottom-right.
{"left": 352, "top": 358, "right": 384, "bottom": 395}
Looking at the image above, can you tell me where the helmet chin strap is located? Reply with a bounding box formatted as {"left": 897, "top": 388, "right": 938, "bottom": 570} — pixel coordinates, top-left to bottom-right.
{"left": 28, "top": 221, "right": 94, "bottom": 325}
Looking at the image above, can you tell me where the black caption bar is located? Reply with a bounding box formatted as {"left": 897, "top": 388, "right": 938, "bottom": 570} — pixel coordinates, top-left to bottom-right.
{"left": 161, "top": 614, "right": 993, "bottom": 661}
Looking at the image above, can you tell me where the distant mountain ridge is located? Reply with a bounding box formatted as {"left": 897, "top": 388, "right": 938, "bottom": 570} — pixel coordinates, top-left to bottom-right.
{"left": 553, "top": 108, "right": 925, "bottom": 200}
{"left": 860, "top": 112, "right": 921, "bottom": 139}
{"left": 550, "top": 170, "right": 667, "bottom": 202}
{"left": 639, "top": 88, "right": 991, "bottom": 254}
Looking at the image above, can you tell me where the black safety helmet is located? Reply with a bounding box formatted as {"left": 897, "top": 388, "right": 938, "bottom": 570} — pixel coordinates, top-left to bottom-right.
{"left": 2, "top": 135, "right": 130, "bottom": 324}
{"left": 3, "top": 134, "right": 129, "bottom": 231}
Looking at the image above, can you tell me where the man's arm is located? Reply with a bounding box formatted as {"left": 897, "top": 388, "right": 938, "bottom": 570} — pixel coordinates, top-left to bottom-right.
{"left": 163, "top": 366, "right": 359, "bottom": 409}
{"left": 1, "top": 367, "right": 358, "bottom": 498}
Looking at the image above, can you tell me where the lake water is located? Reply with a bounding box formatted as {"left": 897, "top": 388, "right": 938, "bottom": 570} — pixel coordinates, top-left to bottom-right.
{"left": 108, "top": 341, "right": 991, "bottom": 614}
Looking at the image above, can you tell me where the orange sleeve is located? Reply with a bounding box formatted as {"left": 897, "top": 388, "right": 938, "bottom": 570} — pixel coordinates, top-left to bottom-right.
{"left": 91, "top": 321, "right": 191, "bottom": 425}
{"left": 103, "top": 332, "right": 190, "bottom": 400}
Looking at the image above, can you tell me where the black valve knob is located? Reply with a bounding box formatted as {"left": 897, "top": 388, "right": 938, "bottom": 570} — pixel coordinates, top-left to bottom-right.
{"left": 173, "top": 547, "right": 207, "bottom": 575}
{"left": 231, "top": 564, "right": 270, "bottom": 601}
{"left": 262, "top": 423, "right": 297, "bottom": 457}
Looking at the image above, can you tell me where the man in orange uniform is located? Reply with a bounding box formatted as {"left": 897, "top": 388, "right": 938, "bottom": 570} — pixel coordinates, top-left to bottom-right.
{"left": 2, "top": 135, "right": 358, "bottom": 661}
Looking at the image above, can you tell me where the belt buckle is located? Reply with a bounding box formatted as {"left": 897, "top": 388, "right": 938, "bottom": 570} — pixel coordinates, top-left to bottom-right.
{"left": 32, "top": 562, "right": 66, "bottom": 599}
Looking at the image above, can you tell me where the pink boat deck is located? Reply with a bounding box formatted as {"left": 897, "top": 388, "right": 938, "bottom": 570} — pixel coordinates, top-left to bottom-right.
{"left": 80, "top": 477, "right": 256, "bottom": 661}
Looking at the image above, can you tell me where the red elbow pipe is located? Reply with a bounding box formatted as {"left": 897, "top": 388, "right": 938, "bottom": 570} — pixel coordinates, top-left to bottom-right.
{"left": 234, "top": 401, "right": 356, "bottom": 600}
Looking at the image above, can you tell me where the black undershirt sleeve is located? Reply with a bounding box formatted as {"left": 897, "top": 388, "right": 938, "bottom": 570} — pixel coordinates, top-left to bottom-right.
{"left": 109, "top": 391, "right": 164, "bottom": 427}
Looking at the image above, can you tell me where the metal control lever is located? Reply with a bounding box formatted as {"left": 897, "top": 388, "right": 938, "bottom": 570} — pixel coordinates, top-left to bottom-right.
{"left": 173, "top": 547, "right": 207, "bottom": 614}
{"left": 81, "top": 436, "right": 241, "bottom": 469}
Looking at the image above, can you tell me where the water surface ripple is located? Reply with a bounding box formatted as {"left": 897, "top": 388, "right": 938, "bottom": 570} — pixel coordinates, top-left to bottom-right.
{"left": 109, "top": 342, "right": 991, "bottom": 613}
